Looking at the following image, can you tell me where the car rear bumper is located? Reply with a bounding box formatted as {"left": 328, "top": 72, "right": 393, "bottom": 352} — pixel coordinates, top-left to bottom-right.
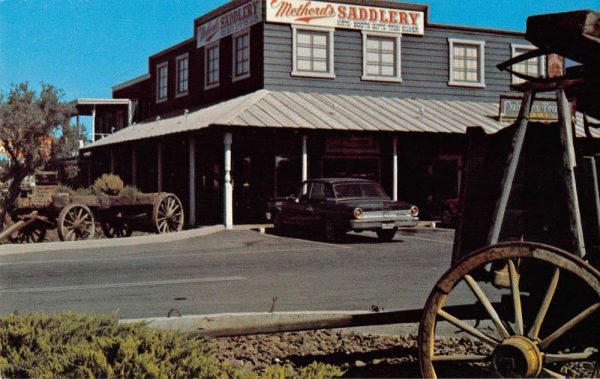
{"left": 350, "top": 216, "right": 419, "bottom": 231}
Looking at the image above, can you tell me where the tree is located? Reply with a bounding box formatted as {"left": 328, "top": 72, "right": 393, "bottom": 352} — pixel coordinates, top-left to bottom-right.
{"left": 0, "top": 82, "right": 74, "bottom": 213}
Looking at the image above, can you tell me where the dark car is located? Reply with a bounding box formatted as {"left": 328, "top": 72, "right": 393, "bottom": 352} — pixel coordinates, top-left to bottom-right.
{"left": 266, "top": 178, "right": 419, "bottom": 242}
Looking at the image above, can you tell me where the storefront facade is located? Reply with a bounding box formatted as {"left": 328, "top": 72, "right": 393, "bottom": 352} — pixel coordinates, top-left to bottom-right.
{"left": 81, "top": 0, "right": 580, "bottom": 227}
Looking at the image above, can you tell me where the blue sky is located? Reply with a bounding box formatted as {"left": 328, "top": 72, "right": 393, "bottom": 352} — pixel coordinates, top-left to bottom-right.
{"left": 0, "top": 0, "right": 597, "bottom": 101}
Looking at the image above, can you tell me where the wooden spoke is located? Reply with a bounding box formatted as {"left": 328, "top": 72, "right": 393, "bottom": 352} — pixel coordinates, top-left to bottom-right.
{"left": 432, "top": 354, "right": 488, "bottom": 362}
{"left": 539, "top": 303, "right": 600, "bottom": 349}
{"left": 437, "top": 309, "right": 500, "bottom": 347}
{"left": 527, "top": 267, "right": 560, "bottom": 340}
{"left": 545, "top": 350, "right": 595, "bottom": 363}
{"left": 507, "top": 259, "right": 523, "bottom": 335}
{"left": 464, "top": 274, "right": 511, "bottom": 339}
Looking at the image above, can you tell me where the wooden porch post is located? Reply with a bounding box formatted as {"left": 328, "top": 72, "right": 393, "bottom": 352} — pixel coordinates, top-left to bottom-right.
{"left": 302, "top": 135, "right": 308, "bottom": 181}
{"left": 393, "top": 137, "right": 398, "bottom": 201}
{"left": 224, "top": 133, "right": 233, "bottom": 229}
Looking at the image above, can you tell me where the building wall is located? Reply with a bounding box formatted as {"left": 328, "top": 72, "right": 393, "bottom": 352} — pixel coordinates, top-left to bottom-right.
{"left": 263, "top": 23, "right": 529, "bottom": 102}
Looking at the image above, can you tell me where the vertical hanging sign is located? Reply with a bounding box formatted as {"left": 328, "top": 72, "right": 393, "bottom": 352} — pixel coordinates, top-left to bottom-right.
{"left": 197, "top": 0, "right": 263, "bottom": 48}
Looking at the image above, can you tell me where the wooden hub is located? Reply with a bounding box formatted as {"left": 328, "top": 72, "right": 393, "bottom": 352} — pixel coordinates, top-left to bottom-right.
{"left": 493, "top": 336, "right": 543, "bottom": 377}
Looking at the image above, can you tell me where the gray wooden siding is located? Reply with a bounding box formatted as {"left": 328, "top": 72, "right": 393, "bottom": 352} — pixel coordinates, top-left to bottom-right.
{"left": 263, "top": 23, "right": 531, "bottom": 102}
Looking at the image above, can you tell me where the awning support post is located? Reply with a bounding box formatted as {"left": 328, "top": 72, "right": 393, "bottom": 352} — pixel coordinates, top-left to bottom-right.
{"left": 92, "top": 105, "right": 96, "bottom": 142}
{"left": 189, "top": 137, "right": 196, "bottom": 227}
{"left": 224, "top": 133, "right": 233, "bottom": 229}
{"left": 302, "top": 135, "right": 308, "bottom": 181}
{"left": 393, "top": 136, "right": 398, "bottom": 201}
{"left": 157, "top": 144, "right": 163, "bottom": 193}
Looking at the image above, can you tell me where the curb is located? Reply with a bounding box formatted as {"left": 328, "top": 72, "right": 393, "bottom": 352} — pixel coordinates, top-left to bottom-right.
{"left": 0, "top": 225, "right": 225, "bottom": 256}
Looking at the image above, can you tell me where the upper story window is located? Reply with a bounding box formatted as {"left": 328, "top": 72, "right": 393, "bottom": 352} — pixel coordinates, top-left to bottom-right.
{"left": 292, "top": 25, "right": 335, "bottom": 79}
{"left": 156, "top": 62, "right": 168, "bottom": 103}
{"left": 176, "top": 53, "right": 189, "bottom": 97}
{"left": 233, "top": 30, "right": 251, "bottom": 81}
{"left": 448, "top": 38, "right": 485, "bottom": 88}
{"left": 205, "top": 42, "right": 220, "bottom": 90}
{"left": 511, "top": 44, "right": 546, "bottom": 84}
{"left": 362, "top": 32, "right": 402, "bottom": 82}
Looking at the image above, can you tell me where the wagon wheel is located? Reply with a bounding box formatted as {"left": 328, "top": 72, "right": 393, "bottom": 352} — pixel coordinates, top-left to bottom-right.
{"left": 11, "top": 222, "right": 47, "bottom": 243}
{"left": 419, "top": 242, "right": 600, "bottom": 378}
{"left": 101, "top": 219, "right": 133, "bottom": 238}
{"left": 57, "top": 203, "right": 95, "bottom": 241}
{"left": 152, "top": 193, "right": 184, "bottom": 233}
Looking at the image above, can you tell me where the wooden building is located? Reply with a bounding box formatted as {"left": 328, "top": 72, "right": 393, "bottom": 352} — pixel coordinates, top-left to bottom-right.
{"left": 79, "top": 0, "right": 599, "bottom": 227}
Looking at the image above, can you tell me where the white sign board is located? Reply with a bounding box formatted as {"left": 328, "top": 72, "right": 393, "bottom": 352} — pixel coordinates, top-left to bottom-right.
{"left": 267, "top": 0, "right": 425, "bottom": 35}
{"left": 197, "top": 0, "right": 262, "bottom": 48}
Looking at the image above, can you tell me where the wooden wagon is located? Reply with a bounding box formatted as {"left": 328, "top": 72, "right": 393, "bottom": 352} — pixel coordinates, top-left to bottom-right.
{"left": 1, "top": 184, "right": 184, "bottom": 243}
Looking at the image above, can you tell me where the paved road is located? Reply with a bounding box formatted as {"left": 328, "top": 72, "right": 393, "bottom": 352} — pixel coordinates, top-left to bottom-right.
{"left": 0, "top": 228, "right": 457, "bottom": 319}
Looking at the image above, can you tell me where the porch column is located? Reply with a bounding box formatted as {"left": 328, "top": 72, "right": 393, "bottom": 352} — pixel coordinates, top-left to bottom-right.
{"left": 302, "top": 135, "right": 308, "bottom": 181}
{"left": 91, "top": 105, "right": 96, "bottom": 142}
{"left": 392, "top": 137, "right": 398, "bottom": 201}
{"left": 157, "top": 144, "right": 163, "bottom": 192}
{"left": 188, "top": 137, "right": 196, "bottom": 227}
{"left": 131, "top": 147, "right": 137, "bottom": 187}
{"left": 224, "top": 133, "right": 233, "bottom": 229}
{"left": 110, "top": 150, "right": 115, "bottom": 174}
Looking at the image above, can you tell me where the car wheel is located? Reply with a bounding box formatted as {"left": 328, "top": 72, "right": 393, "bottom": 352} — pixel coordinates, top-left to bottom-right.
{"left": 376, "top": 228, "right": 397, "bottom": 242}
{"left": 273, "top": 212, "right": 286, "bottom": 235}
{"left": 324, "top": 221, "right": 343, "bottom": 243}
{"left": 441, "top": 209, "right": 454, "bottom": 227}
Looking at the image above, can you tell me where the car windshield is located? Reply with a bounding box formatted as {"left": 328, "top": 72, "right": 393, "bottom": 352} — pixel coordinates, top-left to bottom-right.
{"left": 333, "top": 182, "right": 389, "bottom": 199}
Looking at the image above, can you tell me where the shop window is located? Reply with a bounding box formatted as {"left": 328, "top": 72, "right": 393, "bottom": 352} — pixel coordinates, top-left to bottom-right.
{"left": 205, "top": 42, "right": 220, "bottom": 89}
{"left": 233, "top": 30, "right": 250, "bottom": 81}
{"left": 156, "top": 62, "right": 168, "bottom": 103}
{"left": 292, "top": 25, "right": 335, "bottom": 79}
{"left": 511, "top": 44, "right": 545, "bottom": 84}
{"left": 176, "top": 53, "right": 189, "bottom": 97}
{"left": 362, "top": 32, "right": 402, "bottom": 82}
{"left": 448, "top": 38, "right": 485, "bottom": 88}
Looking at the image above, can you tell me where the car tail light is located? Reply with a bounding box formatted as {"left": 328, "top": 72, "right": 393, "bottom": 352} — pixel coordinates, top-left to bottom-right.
{"left": 410, "top": 206, "right": 419, "bottom": 217}
{"left": 353, "top": 208, "right": 363, "bottom": 219}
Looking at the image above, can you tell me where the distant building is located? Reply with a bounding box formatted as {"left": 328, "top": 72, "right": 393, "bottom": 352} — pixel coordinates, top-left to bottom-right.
{"left": 78, "top": 0, "right": 597, "bottom": 227}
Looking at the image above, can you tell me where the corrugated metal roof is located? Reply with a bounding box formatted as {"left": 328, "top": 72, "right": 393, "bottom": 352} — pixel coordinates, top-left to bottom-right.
{"left": 84, "top": 89, "right": 600, "bottom": 149}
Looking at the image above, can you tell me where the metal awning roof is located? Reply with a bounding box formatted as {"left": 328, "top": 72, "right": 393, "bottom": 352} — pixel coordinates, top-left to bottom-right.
{"left": 83, "top": 89, "right": 600, "bottom": 149}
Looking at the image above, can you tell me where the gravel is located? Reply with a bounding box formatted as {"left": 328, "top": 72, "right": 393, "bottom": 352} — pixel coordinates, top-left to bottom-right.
{"left": 207, "top": 330, "right": 596, "bottom": 377}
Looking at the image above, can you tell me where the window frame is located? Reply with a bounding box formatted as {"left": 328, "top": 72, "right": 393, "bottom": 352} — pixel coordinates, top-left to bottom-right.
{"left": 232, "top": 29, "right": 251, "bottom": 82}
{"left": 291, "top": 25, "right": 335, "bottom": 79}
{"left": 175, "top": 53, "right": 189, "bottom": 98}
{"left": 510, "top": 43, "right": 546, "bottom": 84}
{"left": 361, "top": 31, "right": 402, "bottom": 83}
{"left": 447, "top": 38, "right": 486, "bottom": 88}
{"left": 155, "top": 61, "right": 169, "bottom": 103}
{"left": 204, "top": 41, "right": 220, "bottom": 90}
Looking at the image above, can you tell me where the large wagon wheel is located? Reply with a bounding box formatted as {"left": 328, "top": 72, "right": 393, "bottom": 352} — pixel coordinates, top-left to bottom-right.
{"left": 419, "top": 242, "right": 600, "bottom": 378}
{"left": 11, "top": 222, "right": 47, "bottom": 243}
{"left": 57, "top": 203, "right": 96, "bottom": 241}
{"left": 152, "top": 193, "right": 184, "bottom": 234}
{"left": 101, "top": 218, "right": 133, "bottom": 238}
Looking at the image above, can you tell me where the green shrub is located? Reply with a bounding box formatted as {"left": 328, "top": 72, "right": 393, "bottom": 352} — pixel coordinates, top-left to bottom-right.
{"left": 119, "top": 185, "right": 140, "bottom": 199}
{"left": 0, "top": 313, "right": 344, "bottom": 379}
{"left": 92, "top": 174, "right": 124, "bottom": 195}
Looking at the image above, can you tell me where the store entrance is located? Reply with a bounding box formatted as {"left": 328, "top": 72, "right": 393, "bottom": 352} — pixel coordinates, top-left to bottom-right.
{"left": 322, "top": 157, "right": 380, "bottom": 181}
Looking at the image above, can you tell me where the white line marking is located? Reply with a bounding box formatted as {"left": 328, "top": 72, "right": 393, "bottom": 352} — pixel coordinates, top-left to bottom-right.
{"left": 0, "top": 276, "right": 246, "bottom": 294}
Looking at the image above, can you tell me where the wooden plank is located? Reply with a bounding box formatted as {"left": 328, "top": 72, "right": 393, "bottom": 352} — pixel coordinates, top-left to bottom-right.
{"left": 488, "top": 90, "right": 534, "bottom": 245}
{"left": 556, "top": 88, "right": 586, "bottom": 257}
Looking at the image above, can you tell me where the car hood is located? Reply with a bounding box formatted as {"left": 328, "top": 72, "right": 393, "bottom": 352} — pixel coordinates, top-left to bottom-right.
{"left": 334, "top": 198, "right": 413, "bottom": 210}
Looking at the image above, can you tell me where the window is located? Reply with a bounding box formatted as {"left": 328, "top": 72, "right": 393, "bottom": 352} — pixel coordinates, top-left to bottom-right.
{"left": 448, "top": 39, "right": 485, "bottom": 88}
{"left": 310, "top": 183, "right": 326, "bottom": 201}
{"left": 362, "top": 32, "right": 401, "bottom": 82}
{"left": 176, "top": 53, "right": 189, "bottom": 97}
{"left": 233, "top": 31, "right": 250, "bottom": 81}
{"left": 205, "top": 42, "right": 220, "bottom": 89}
{"left": 292, "top": 25, "right": 335, "bottom": 79}
{"left": 156, "top": 62, "right": 168, "bottom": 103}
{"left": 511, "top": 44, "right": 546, "bottom": 84}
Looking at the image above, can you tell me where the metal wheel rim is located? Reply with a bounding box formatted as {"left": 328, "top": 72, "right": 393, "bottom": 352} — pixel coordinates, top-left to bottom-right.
{"left": 153, "top": 194, "right": 184, "bottom": 233}
{"left": 58, "top": 204, "right": 95, "bottom": 241}
{"left": 418, "top": 242, "right": 600, "bottom": 378}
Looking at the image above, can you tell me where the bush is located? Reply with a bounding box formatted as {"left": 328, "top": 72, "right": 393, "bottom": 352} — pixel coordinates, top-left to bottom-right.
{"left": 0, "top": 313, "right": 343, "bottom": 379}
{"left": 92, "top": 174, "right": 124, "bottom": 195}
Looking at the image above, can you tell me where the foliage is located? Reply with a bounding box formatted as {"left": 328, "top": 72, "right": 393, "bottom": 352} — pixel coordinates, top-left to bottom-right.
{"left": 92, "top": 174, "right": 124, "bottom": 195}
{"left": 120, "top": 185, "right": 140, "bottom": 199}
{"left": 0, "top": 313, "right": 343, "bottom": 379}
{"left": 0, "top": 82, "right": 74, "bottom": 212}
